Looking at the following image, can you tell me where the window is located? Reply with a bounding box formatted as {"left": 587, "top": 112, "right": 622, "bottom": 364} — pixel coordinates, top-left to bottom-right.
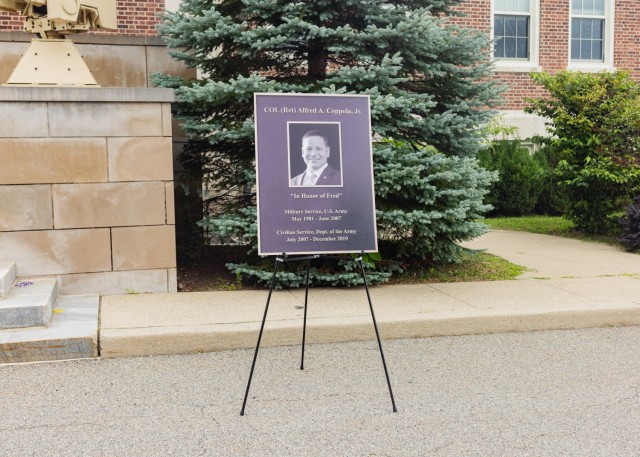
{"left": 571, "top": 0, "right": 605, "bottom": 61}
{"left": 493, "top": 0, "right": 540, "bottom": 72}
{"left": 569, "top": 0, "right": 614, "bottom": 70}
{"left": 494, "top": 0, "right": 530, "bottom": 59}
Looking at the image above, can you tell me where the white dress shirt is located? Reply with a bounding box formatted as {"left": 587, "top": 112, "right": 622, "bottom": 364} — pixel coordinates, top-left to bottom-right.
{"left": 302, "top": 163, "right": 328, "bottom": 185}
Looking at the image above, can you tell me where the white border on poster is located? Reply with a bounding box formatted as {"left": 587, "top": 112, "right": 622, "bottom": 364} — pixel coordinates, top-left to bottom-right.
{"left": 287, "top": 121, "right": 344, "bottom": 188}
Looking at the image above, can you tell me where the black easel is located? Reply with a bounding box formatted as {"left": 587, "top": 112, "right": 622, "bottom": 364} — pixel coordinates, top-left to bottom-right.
{"left": 240, "top": 253, "right": 397, "bottom": 415}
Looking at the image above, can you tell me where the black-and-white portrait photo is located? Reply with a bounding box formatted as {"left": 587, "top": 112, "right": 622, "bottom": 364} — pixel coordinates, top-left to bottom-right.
{"left": 288, "top": 123, "right": 343, "bottom": 187}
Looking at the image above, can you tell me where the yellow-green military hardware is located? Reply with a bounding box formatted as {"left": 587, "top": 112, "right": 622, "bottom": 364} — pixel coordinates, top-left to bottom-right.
{"left": 0, "top": 1, "right": 117, "bottom": 85}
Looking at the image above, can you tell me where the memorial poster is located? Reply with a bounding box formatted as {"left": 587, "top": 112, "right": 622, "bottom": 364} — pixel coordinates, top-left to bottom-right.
{"left": 254, "top": 93, "right": 378, "bottom": 255}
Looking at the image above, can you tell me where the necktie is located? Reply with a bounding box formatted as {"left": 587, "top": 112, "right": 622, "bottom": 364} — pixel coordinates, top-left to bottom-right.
{"left": 305, "top": 172, "right": 316, "bottom": 185}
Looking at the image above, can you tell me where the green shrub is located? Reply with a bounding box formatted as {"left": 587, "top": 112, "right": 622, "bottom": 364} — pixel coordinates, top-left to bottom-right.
{"left": 526, "top": 71, "right": 640, "bottom": 234}
{"left": 619, "top": 195, "right": 640, "bottom": 251}
{"left": 532, "top": 144, "right": 566, "bottom": 216}
{"left": 374, "top": 141, "right": 496, "bottom": 263}
{"left": 478, "top": 140, "right": 543, "bottom": 216}
{"left": 226, "top": 259, "right": 394, "bottom": 289}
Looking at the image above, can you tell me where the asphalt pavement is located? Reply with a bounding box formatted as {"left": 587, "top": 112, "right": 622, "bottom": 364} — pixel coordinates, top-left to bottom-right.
{"left": 2, "top": 326, "right": 640, "bottom": 456}
{"left": 3, "top": 230, "right": 640, "bottom": 456}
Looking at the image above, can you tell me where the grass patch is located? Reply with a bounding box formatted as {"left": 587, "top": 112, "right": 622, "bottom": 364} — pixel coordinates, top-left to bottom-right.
{"left": 485, "top": 215, "right": 621, "bottom": 245}
{"left": 392, "top": 251, "right": 526, "bottom": 284}
{"left": 485, "top": 215, "right": 575, "bottom": 235}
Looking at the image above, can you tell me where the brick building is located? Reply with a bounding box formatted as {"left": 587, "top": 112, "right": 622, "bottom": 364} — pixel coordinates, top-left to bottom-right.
{"left": 3, "top": 1, "right": 637, "bottom": 129}
{"left": 0, "top": 0, "right": 177, "bottom": 34}
{"left": 1, "top": 0, "right": 637, "bottom": 133}
{"left": 454, "top": 0, "right": 640, "bottom": 138}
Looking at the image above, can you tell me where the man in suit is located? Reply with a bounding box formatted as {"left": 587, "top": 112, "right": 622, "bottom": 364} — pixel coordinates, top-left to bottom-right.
{"left": 290, "top": 130, "right": 342, "bottom": 186}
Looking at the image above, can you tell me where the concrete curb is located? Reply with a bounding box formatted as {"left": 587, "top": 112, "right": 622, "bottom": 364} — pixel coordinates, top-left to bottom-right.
{"left": 100, "top": 307, "right": 640, "bottom": 359}
{"left": 96, "top": 231, "right": 640, "bottom": 360}
{"left": 99, "top": 276, "right": 640, "bottom": 358}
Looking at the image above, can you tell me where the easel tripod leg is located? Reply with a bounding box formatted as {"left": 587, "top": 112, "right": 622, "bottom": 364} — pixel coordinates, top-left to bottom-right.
{"left": 358, "top": 258, "right": 398, "bottom": 413}
{"left": 301, "top": 258, "right": 311, "bottom": 370}
{"left": 240, "top": 257, "right": 281, "bottom": 416}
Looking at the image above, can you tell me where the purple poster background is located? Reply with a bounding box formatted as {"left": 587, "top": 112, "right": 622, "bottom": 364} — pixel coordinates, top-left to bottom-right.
{"left": 255, "top": 93, "right": 378, "bottom": 255}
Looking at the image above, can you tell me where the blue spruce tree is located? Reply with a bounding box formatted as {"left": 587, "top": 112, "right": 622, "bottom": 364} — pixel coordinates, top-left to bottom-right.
{"left": 155, "top": 0, "right": 502, "bottom": 287}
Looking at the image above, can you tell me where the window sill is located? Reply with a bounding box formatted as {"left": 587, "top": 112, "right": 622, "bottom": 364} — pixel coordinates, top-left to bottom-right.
{"left": 567, "top": 63, "right": 616, "bottom": 73}
{"left": 492, "top": 62, "right": 542, "bottom": 73}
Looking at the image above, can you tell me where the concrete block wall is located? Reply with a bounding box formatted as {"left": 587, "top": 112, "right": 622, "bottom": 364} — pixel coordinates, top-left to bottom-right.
{"left": 0, "top": 87, "right": 177, "bottom": 296}
{"left": 0, "top": 30, "right": 198, "bottom": 258}
{"left": 0, "top": 33, "right": 194, "bottom": 90}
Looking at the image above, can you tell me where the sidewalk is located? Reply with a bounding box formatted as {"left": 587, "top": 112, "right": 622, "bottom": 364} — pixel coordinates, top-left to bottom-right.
{"left": 100, "top": 230, "right": 640, "bottom": 358}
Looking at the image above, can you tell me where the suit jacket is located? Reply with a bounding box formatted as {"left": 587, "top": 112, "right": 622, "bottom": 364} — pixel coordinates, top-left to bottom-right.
{"left": 290, "top": 165, "right": 342, "bottom": 186}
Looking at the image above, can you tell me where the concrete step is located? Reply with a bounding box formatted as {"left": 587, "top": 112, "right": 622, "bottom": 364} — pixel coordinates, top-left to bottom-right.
{"left": 0, "top": 277, "right": 58, "bottom": 329}
{"left": 0, "top": 294, "right": 99, "bottom": 364}
{"left": 0, "top": 262, "right": 16, "bottom": 299}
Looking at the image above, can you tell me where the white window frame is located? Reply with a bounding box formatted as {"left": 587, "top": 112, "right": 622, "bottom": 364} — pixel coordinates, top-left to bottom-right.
{"left": 165, "top": 0, "right": 182, "bottom": 12}
{"left": 568, "top": 0, "right": 615, "bottom": 72}
{"left": 492, "top": 0, "right": 541, "bottom": 73}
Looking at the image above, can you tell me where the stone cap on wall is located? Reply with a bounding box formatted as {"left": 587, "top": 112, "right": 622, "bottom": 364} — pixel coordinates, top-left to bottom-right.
{"left": 0, "top": 87, "right": 175, "bottom": 103}
{"left": 0, "top": 31, "right": 166, "bottom": 47}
